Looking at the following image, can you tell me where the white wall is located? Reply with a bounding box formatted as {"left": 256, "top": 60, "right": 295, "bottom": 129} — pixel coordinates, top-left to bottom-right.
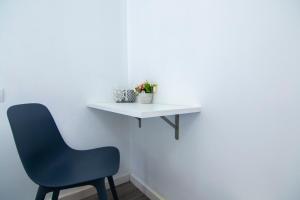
{"left": 0, "top": 0, "right": 129, "bottom": 199}
{"left": 127, "top": 0, "right": 300, "bottom": 200}
{"left": 1, "top": 0, "right": 300, "bottom": 199}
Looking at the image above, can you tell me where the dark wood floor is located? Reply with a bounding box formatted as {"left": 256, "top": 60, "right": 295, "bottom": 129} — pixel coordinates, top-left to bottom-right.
{"left": 82, "top": 182, "right": 149, "bottom": 200}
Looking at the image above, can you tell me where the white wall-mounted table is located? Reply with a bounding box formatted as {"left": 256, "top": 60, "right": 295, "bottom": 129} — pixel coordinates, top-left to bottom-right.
{"left": 87, "top": 102, "right": 201, "bottom": 140}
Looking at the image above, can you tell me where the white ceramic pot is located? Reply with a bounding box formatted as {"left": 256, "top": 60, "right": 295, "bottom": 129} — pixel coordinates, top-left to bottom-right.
{"left": 138, "top": 92, "right": 153, "bottom": 104}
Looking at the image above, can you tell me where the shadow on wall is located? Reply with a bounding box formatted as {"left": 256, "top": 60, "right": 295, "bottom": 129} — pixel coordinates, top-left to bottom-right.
{"left": 84, "top": 108, "right": 130, "bottom": 141}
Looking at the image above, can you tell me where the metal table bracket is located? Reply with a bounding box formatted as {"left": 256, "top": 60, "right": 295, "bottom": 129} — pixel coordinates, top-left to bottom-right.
{"left": 136, "top": 115, "right": 180, "bottom": 140}
{"left": 136, "top": 118, "right": 142, "bottom": 128}
{"left": 161, "top": 115, "right": 179, "bottom": 140}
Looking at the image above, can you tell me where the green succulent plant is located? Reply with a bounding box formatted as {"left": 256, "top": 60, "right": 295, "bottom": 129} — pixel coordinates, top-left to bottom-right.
{"left": 144, "top": 82, "right": 152, "bottom": 93}
{"left": 135, "top": 81, "right": 157, "bottom": 94}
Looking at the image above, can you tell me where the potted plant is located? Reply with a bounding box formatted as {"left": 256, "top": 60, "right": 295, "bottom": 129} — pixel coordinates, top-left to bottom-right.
{"left": 135, "top": 81, "right": 157, "bottom": 104}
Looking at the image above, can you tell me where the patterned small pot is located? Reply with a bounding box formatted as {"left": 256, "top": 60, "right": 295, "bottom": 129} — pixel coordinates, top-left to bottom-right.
{"left": 138, "top": 92, "right": 153, "bottom": 104}
{"left": 124, "top": 90, "right": 136, "bottom": 102}
{"left": 113, "top": 89, "right": 136, "bottom": 103}
{"left": 113, "top": 89, "right": 125, "bottom": 103}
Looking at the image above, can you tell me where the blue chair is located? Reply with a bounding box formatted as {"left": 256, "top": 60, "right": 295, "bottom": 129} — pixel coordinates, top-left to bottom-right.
{"left": 7, "top": 103, "right": 120, "bottom": 200}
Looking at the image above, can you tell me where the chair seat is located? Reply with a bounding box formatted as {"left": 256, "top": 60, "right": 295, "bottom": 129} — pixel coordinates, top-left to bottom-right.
{"left": 33, "top": 146, "right": 120, "bottom": 188}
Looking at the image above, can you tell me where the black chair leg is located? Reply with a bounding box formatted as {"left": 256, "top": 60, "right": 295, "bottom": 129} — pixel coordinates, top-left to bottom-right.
{"left": 52, "top": 189, "right": 60, "bottom": 200}
{"left": 94, "top": 179, "right": 108, "bottom": 200}
{"left": 107, "top": 176, "right": 119, "bottom": 200}
{"left": 35, "top": 186, "right": 47, "bottom": 200}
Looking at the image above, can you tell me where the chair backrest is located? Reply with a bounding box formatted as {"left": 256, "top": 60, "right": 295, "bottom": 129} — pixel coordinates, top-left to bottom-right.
{"left": 7, "top": 103, "right": 69, "bottom": 181}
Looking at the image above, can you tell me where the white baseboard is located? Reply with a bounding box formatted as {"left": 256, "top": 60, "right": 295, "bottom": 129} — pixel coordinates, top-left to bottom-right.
{"left": 50, "top": 173, "right": 130, "bottom": 200}
{"left": 130, "top": 174, "right": 165, "bottom": 200}
{"left": 50, "top": 173, "right": 165, "bottom": 200}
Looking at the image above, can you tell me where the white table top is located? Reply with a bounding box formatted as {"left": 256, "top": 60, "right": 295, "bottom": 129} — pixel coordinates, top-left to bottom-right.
{"left": 87, "top": 102, "right": 201, "bottom": 118}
